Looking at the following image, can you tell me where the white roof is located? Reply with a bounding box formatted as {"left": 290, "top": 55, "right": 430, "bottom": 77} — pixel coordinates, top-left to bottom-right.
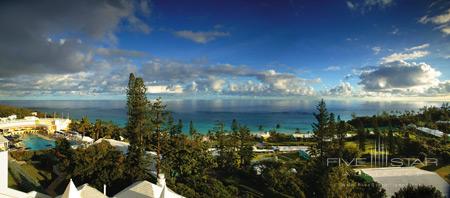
{"left": 93, "top": 138, "right": 130, "bottom": 154}
{"left": 77, "top": 184, "right": 107, "bottom": 198}
{"left": 61, "top": 179, "right": 81, "bottom": 198}
{"left": 114, "top": 181, "right": 184, "bottom": 198}
{"left": 360, "top": 167, "right": 449, "bottom": 197}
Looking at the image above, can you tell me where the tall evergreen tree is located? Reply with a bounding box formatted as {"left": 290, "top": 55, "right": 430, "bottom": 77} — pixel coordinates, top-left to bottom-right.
{"left": 152, "top": 98, "right": 166, "bottom": 176}
{"left": 189, "top": 120, "right": 197, "bottom": 137}
{"left": 357, "top": 121, "right": 366, "bottom": 151}
{"left": 125, "top": 73, "right": 152, "bottom": 181}
{"left": 311, "top": 99, "right": 331, "bottom": 160}
{"left": 231, "top": 119, "right": 239, "bottom": 133}
{"left": 176, "top": 119, "right": 183, "bottom": 135}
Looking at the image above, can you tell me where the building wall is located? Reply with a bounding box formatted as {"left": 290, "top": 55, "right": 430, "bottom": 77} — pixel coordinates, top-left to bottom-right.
{"left": 0, "top": 151, "right": 8, "bottom": 190}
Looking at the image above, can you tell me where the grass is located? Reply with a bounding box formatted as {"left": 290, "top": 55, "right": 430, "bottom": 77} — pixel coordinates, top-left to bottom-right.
{"left": 421, "top": 164, "right": 450, "bottom": 184}
{"left": 8, "top": 170, "right": 18, "bottom": 188}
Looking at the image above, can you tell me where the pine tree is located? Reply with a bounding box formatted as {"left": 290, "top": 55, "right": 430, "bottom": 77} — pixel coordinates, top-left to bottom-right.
{"left": 151, "top": 98, "right": 166, "bottom": 176}
{"left": 231, "top": 119, "right": 239, "bottom": 133}
{"left": 125, "top": 73, "right": 152, "bottom": 181}
{"left": 311, "top": 99, "right": 331, "bottom": 160}
{"left": 189, "top": 120, "right": 197, "bottom": 137}
{"left": 176, "top": 119, "right": 183, "bottom": 134}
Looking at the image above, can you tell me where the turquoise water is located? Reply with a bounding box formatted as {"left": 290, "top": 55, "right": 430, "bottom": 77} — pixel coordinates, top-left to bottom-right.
{"left": 22, "top": 135, "right": 55, "bottom": 151}
{"left": 0, "top": 99, "right": 444, "bottom": 133}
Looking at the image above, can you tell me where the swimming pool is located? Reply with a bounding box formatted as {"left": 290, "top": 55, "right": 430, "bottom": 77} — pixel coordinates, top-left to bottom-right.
{"left": 22, "top": 135, "right": 55, "bottom": 151}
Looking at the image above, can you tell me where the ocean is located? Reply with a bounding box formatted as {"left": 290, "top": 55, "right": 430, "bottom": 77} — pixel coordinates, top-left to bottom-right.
{"left": 0, "top": 99, "right": 444, "bottom": 133}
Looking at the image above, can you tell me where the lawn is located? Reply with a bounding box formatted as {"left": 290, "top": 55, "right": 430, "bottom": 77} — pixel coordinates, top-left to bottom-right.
{"left": 421, "top": 164, "right": 450, "bottom": 184}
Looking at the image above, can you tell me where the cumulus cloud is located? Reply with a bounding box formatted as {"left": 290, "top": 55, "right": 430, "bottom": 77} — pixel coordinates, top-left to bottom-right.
{"left": 381, "top": 50, "right": 429, "bottom": 63}
{"left": 358, "top": 60, "right": 441, "bottom": 94}
{"left": 419, "top": 8, "right": 450, "bottom": 35}
{"left": 173, "top": 30, "right": 230, "bottom": 44}
{"left": 0, "top": 0, "right": 150, "bottom": 77}
{"left": 425, "top": 81, "right": 450, "bottom": 95}
{"left": 326, "top": 82, "right": 353, "bottom": 96}
{"left": 140, "top": 59, "right": 319, "bottom": 96}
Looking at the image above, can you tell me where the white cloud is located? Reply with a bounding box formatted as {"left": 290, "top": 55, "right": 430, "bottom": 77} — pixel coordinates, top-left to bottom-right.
{"left": 358, "top": 60, "right": 442, "bottom": 94}
{"left": 372, "top": 46, "right": 381, "bottom": 54}
{"left": 346, "top": 0, "right": 394, "bottom": 12}
{"left": 324, "top": 66, "right": 341, "bottom": 71}
{"left": 419, "top": 8, "right": 450, "bottom": 35}
{"left": 173, "top": 30, "right": 230, "bottom": 44}
{"left": 139, "top": 59, "right": 319, "bottom": 96}
{"left": 326, "top": 82, "right": 353, "bottom": 96}
{"left": 346, "top": 1, "right": 356, "bottom": 10}
{"left": 381, "top": 50, "right": 429, "bottom": 63}
{"left": 405, "top": 43, "right": 430, "bottom": 51}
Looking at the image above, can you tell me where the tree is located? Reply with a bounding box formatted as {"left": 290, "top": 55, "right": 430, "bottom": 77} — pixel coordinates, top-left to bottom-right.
{"left": 311, "top": 99, "right": 331, "bottom": 160}
{"left": 189, "top": 120, "right": 197, "bottom": 137}
{"left": 152, "top": 98, "right": 167, "bottom": 176}
{"left": 392, "top": 184, "right": 444, "bottom": 198}
{"left": 125, "top": 73, "right": 152, "bottom": 181}
{"left": 357, "top": 121, "right": 366, "bottom": 151}
{"left": 176, "top": 119, "right": 183, "bottom": 135}
{"left": 236, "top": 126, "right": 253, "bottom": 169}
{"left": 336, "top": 116, "right": 347, "bottom": 158}
{"left": 55, "top": 138, "right": 75, "bottom": 175}
{"left": 231, "top": 119, "right": 239, "bottom": 133}
{"left": 72, "top": 141, "right": 125, "bottom": 192}
{"left": 324, "top": 166, "right": 357, "bottom": 198}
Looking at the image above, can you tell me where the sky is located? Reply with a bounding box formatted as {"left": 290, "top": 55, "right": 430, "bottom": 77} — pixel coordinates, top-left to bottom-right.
{"left": 0, "top": 0, "right": 449, "bottom": 100}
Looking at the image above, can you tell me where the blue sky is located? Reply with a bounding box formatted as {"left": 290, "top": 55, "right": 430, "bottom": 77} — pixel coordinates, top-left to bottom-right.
{"left": 0, "top": 0, "right": 449, "bottom": 99}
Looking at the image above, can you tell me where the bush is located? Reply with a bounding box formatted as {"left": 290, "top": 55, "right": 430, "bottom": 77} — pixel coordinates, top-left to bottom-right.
{"left": 392, "top": 184, "right": 444, "bottom": 198}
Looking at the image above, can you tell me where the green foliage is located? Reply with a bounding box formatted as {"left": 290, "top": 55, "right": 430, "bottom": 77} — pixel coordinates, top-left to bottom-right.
{"left": 0, "top": 104, "right": 32, "bottom": 118}
{"left": 253, "top": 160, "right": 305, "bottom": 197}
{"left": 125, "top": 73, "right": 154, "bottom": 181}
{"left": 55, "top": 138, "right": 75, "bottom": 174}
{"left": 392, "top": 184, "right": 444, "bottom": 198}
{"left": 71, "top": 141, "right": 126, "bottom": 191}
{"left": 324, "top": 165, "right": 358, "bottom": 198}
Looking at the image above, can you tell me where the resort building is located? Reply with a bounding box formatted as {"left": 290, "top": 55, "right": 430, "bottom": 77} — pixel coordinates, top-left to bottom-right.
{"left": 0, "top": 148, "right": 184, "bottom": 198}
{"left": 358, "top": 167, "right": 449, "bottom": 197}
{"left": 416, "top": 127, "right": 445, "bottom": 138}
{"left": 0, "top": 115, "right": 71, "bottom": 135}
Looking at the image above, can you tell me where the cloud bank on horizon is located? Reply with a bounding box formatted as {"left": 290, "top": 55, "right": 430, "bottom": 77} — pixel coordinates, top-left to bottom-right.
{"left": 0, "top": 0, "right": 448, "bottom": 99}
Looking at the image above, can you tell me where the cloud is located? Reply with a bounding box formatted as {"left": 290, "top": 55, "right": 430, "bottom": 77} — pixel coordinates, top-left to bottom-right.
{"left": 405, "top": 43, "right": 430, "bottom": 51}
{"left": 381, "top": 50, "right": 429, "bottom": 63}
{"left": 324, "top": 66, "right": 341, "bottom": 71}
{"left": 425, "top": 81, "right": 450, "bottom": 95}
{"left": 372, "top": 46, "right": 381, "bottom": 54}
{"left": 140, "top": 59, "right": 319, "bottom": 95}
{"left": 0, "top": 0, "right": 150, "bottom": 77}
{"left": 326, "top": 82, "right": 353, "bottom": 96}
{"left": 346, "top": 0, "right": 394, "bottom": 12}
{"left": 358, "top": 60, "right": 442, "bottom": 94}
{"left": 346, "top": 1, "right": 356, "bottom": 10}
{"left": 419, "top": 8, "right": 450, "bottom": 35}
{"left": 173, "top": 30, "right": 230, "bottom": 44}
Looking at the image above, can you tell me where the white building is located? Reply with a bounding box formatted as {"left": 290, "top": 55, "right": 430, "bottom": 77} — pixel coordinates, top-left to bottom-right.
{"left": 0, "top": 114, "right": 71, "bottom": 135}
{"left": 359, "top": 167, "right": 449, "bottom": 197}
{"left": 416, "top": 127, "right": 445, "bottom": 138}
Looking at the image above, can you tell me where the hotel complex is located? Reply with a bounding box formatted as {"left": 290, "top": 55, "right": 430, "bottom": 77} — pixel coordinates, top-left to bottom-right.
{"left": 0, "top": 114, "right": 71, "bottom": 136}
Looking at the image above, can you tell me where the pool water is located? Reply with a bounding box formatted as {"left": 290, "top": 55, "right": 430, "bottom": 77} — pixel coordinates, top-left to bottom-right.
{"left": 22, "top": 135, "right": 55, "bottom": 151}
